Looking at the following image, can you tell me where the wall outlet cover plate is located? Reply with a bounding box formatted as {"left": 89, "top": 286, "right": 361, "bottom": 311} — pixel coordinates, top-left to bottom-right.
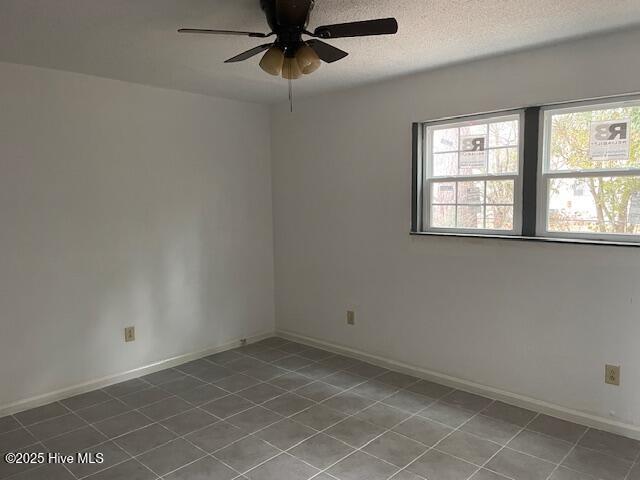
{"left": 605, "top": 364, "right": 620, "bottom": 386}
{"left": 346, "top": 310, "right": 355, "bottom": 325}
{"left": 125, "top": 327, "right": 135, "bottom": 342}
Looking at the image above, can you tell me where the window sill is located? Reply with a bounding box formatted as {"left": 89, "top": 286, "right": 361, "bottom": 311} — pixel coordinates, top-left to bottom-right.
{"left": 410, "top": 231, "right": 640, "bottom": 248}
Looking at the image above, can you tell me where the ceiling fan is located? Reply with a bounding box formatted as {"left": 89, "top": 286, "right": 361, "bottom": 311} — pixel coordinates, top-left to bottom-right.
{"left": 178, "top": 0, "right": 398, "bottom": 80}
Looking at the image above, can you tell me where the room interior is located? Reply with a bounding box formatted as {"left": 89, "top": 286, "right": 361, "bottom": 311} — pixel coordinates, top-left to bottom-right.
{"left": 1, "top": 1, "right": 640, "bottom": 479}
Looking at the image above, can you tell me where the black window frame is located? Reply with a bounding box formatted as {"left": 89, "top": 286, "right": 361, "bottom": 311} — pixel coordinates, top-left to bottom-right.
{"left": 411, "top": 95, "right": 640, "bottom": 248}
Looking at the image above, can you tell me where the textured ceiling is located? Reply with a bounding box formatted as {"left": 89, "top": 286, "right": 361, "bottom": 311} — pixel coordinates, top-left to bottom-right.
{"left": 1, "top": 0, "right": 639, "bottom": 103}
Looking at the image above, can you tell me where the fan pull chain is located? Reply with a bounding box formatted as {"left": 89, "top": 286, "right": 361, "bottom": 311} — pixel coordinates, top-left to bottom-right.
{"left": 288, "top": 71, "right": 294, "bottom": 113}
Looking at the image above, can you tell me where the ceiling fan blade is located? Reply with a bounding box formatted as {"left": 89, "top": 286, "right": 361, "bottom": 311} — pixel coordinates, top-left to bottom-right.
{"left": 224, "top": 43, "right": 273, "bottom": 63}
{"left": 178, "top": 28, "right": 271, "bottom": 38}
{"left": 313, "top": 18, "right": 398, "bottom": 39}
{"left": 275, "top": 0, "right": 313, "bottom": 26}
{"left": 306, "top": 39, "right": 348, "bottom": 63}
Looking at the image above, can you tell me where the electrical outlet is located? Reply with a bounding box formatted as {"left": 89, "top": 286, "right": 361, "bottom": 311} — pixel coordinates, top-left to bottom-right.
{"left": 346, "top": 310, "right": 355, "bottom": 326}
{"left": 605, "top": 364, "right": 620, "bottom": 386}
{"left": 240, "top": 338, "right": 247, "bottom": 346}
{"left": 124, "top": 326, "right": 135, "bottom": 342}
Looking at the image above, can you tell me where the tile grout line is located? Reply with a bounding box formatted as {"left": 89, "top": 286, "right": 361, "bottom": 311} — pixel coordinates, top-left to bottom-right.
{"left": 160, "top": 347, "right": 411, "bottom": 479}
{"left": 9, "top": 408, "right": 81, "bottom": 480}
{"left": 264, "top": 363, "right": 570, "bottom": 480}
{"left": 542, "top": 425, "right": 640, "bottom": 480}
{"left": 7, "top": 342, "right": 374, "bottom": 480}
{"left": 542, "top": 427, "right": 590, "bottom": 480}
{"left": 63, "top": 346, "right": 309, "bottom": 478}
{"left": 54, "top": 391, "right": 170, "bottom": 479}
{"left": 626, "top": 447, "right": 640, "bottom": 480}
{"left": 465, "top": 411, "right": 541, "bottom": 480}
{"left": 146, "top": 383, "right": 628, "bottom": 480}
{"left": 0, "top": 345, "right": 602, "bottom": 480}
{"left": 622, "top": 442, "right": 640, "bottom": 480}
{"left": 221, "top": 382, "right": 397, "bottom": 480}
{"left": 0, "top": 354, "right": 620, "bottom": 480}
{"left": 384, "top": 398, "right": 503, "bottom": 480}
{"left": 298, "top": 384, "right": 534, "bottom": 480}
{"left": 4, "top": 377, "right": 155, "bottom": 435}
{"left": 254, "top": 372, "right": 483, "bottom": 480}
{"left": 91, "top": 347, "right": 640, "bottom": 479}
{"left": 249, "top": 341, "right": 640, "bottom": 480}
{"left": 346, "top": 393, "right": 487, "bottom": 480}
{"left": 196, "top": 361, "right": 386, "bottom": 478}
{"left": 4, "top": 380, "right": 159, "bottom": 457}
{"left": 153, "top": 343, "right": 342, "bottom": 479}
{"left": 3, "top": 375, "right": 237, "bottom": 479}
{"left": 66, "top": 341, "right": 328, "bottom": 479}
{"left": 5, "top": 339, "right": 638, "bottom": 480}
{"left": 0, "top": 343, "right": 580, "bottom": 480}
{"left": 81, "top": 385, "right": 231, "bottom": 479}
{"left": 77, "top": 383, "right": 163, "bottom": 480}
{"left": 301, "top": 386, "right": 593, "bottom": 476}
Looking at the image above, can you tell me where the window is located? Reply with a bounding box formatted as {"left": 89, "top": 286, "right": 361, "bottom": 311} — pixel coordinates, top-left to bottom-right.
{"left": 539, "top": 98, "right": 640, "bottom": 242}
{"left": 421, "top": 112, "right": 523, "bottom": 235}
{"left": 412, "top": 95, "right": 640, "bottom": 245}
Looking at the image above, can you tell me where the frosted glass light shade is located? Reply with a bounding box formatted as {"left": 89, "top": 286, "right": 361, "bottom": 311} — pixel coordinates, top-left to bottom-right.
{"left": 295, "top": 45, "right": 321, "bottom": 74}
{"left": 259, "top": 47, "right": 284, "bottom": 76}
{"left": 282, "top": 56, "right": 302, "bottom": 79}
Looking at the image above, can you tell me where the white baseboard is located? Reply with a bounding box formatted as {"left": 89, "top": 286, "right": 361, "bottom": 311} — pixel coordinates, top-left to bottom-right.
{"left": 277, "top": 329, "right": 640, "bottom": 441}
{"left": 0, "top": 330, "right": 274, "bottom": 418}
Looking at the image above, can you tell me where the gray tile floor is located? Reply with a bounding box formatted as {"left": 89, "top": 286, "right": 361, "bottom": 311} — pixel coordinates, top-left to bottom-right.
{"left": 1, "top": 337, "right": 639, "bottom": 480}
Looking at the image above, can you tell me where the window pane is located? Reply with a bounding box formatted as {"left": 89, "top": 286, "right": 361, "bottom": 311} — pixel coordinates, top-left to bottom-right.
{"left": 423, "top": 113, "right": 521, "bottom": 234}
{"left": 431, "top": 205, "right": 455, "bottom": 228}
{"left": 432, "top": 182, "right": 456, "bottom": 204}
{"left": 427, "top": 114, "right": 520, "bottom": 179}
{"left": 547, "top": 176, "right": 640, "bottom": 235}
{"left": 459, "top": 123, "right": 487, "bottom": 136}
{"left": 488, "top": 147, "right": 518, "bottom": 174}
{"left": 547, "top": 103, "right": 640, "bottom": 172}
{"left": 457, "top": 206, "right": 484, "bottom": 228}
{"left": 433, "top": 127, "right": 458, "bottom": 153}
{"left": 488, "top": 120, "right": 519, "bottom": 148}
{"left": 486, "top": 206, "right": 514, "bottom": 230}
{"left": 433, "top": 152, "right": 458, "bottom": 177}
{"left": 457, "top": 181, "right": 484, "bottom": 204}
{"left": 486, "top": 180, "right": 514, "bottom": 204}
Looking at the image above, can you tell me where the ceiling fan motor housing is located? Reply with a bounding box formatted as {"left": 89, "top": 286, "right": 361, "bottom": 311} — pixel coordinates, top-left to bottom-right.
{"left": 260, "top": 0, "right": 313, "bottom": 49}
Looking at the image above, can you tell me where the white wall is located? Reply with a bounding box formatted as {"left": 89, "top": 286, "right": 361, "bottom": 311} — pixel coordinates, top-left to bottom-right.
{"left": 0, "top": 62, "right": 274, "bottom": 407}
{"left": 271, "top": 28, "right": 640, "bottom": 429}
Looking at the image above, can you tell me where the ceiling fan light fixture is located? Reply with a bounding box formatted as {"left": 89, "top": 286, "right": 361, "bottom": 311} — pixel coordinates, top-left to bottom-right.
{"left": 259, "top": 46, "right": 284, "bottom": 76}
{"left": 178, "top": 2, "right": 398, "bottom": 87}
{"left": 295, "top": 44, "right": 321, "bottom": 74}
{"left": 281, "top": 56, "right": 302, "bottom": 80}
